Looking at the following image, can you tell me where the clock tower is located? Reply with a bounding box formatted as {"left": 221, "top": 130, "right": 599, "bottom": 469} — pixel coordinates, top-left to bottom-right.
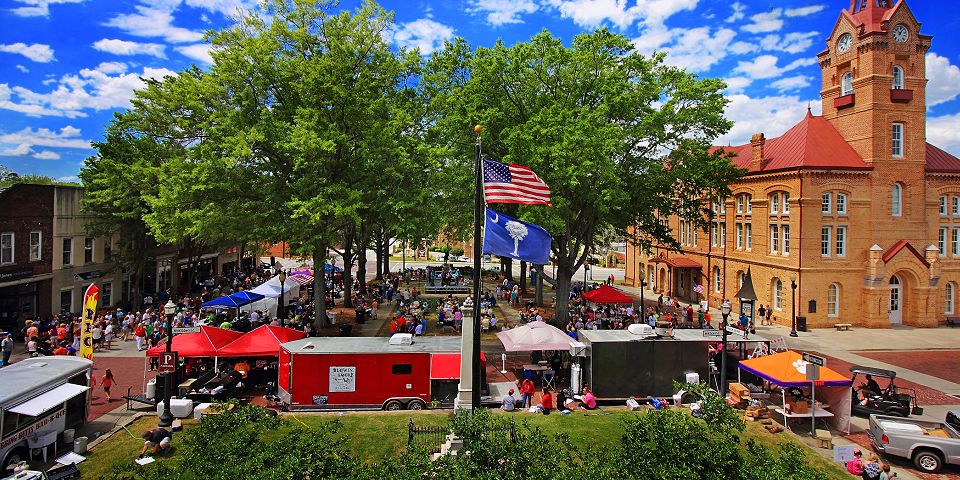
{"left": 817, "top": 0, "right": 931, "bottom": 166}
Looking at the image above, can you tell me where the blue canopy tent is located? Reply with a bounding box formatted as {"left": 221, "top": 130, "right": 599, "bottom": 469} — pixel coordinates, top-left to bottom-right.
{"left": 201, "top": 291, "right": 265, "bottom": 308}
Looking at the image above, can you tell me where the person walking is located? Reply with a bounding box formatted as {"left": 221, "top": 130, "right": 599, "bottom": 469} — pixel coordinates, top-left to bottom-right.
{"left": 102, "top": 368, "right": 116, "bottom": 402}
{"left": 1, "top": 333, "right": 13, "bottom": 367}
{"left": 134, "top": 322, "right": 147, "bottom": 351}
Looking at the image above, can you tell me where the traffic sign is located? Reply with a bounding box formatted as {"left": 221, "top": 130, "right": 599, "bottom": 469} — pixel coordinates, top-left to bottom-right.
{"left": 173, "top": 327, "right": 200, "bottom": 335}
{"left": 802, "top": 352, "right": 826, "bottom": 367}
{"left": 806, "top": 363, "right": 821, "bottom": 381}
{"left": 702, "top": 329, "right": 722, "bottom": 337}
{"left": 158, "top": 351, "right": 178, "bottom": 374}
{"left": 725, "top": 325, "right": 745, "bottom": 336}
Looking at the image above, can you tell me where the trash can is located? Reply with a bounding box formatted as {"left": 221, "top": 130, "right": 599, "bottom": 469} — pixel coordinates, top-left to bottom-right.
{"left": 63, "top": 429, "right": 75, "bottom": 443}
{"left": 796, "top": 316, "right": 807, "bottom": 332}
{"left": 338, "top": 324, "right": 353, "bottom": 337}
{"left": 355, "top": 309, "right": 366, "bottom": 324}
{"left": 74, "top": 436, "right": 88, "bottom": 454}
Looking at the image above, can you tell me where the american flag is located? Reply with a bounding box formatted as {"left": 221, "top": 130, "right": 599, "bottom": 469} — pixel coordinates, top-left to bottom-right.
{"left": 693, "top": 283, "right": 704, "bottom": 294}
{"left": 483, "top": 159, "right": 551, "bottom": 206}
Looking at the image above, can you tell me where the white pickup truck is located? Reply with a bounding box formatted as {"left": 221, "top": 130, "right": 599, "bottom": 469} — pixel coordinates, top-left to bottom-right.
{"left": 867, "top": 412, "right": 960, "bottom": 473}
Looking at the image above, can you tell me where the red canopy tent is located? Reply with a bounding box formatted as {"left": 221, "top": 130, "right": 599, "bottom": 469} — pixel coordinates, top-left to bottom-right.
{"left": 217, "top": 325, "right": 308, "bottom": 357}
{"left": 146, "top": 326, "right": 243, "bottom": 358}
{"left": 581, "top": 284, "right": 634, "bottom": 304}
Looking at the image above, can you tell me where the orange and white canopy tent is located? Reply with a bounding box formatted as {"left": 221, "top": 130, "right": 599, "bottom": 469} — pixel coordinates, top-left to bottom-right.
{"left": 738, "top": 350, "right": 852, "bottom": 387}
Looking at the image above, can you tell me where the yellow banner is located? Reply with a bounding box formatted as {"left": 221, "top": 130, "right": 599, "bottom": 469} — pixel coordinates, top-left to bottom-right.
{"left": 80, "top": 284, "right": 99, "bottom": 360}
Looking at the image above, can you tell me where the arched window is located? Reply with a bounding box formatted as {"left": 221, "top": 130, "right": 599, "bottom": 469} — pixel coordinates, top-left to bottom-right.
{"left": 892, "top": 183, "right": 902, "bottom": 217}
{"left": 773, "top": 279, "right": 783, "bottom": 310}
{"left": 892, "top": 66, "right": 903, "bottom": 90}
{"left": 947, "top": 283, "right": 956, "bottom": 315}
{"left": 738, "top": 271, "right": 746, "bottom": 289}
{"left": 827, "top": 284, "right": 839, "bottom": 317}
{"left": 714, "top": 267, "right": 722, "bottom": 293}
{"left": 841, "top": 72, "right": 853, "bottom": 96}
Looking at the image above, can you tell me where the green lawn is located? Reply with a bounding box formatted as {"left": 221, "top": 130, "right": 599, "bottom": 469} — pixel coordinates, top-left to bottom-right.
{"left": 82, "top": 409, "right": 851, "bottom": 478}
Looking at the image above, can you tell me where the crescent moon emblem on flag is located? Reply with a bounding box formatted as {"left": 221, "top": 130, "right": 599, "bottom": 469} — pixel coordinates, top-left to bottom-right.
{"left": 491, "top": 213, "right": 499, "bottom": 223}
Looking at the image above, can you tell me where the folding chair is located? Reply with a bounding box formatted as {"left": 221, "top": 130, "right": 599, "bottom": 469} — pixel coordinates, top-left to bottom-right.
{"left": 542, "top": 370, "right": 556, "bottom": 390}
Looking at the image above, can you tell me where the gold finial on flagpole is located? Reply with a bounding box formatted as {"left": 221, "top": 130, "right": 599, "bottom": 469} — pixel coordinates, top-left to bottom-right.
{"left": 475, "top": 124, "right": 483, "bottom": 134}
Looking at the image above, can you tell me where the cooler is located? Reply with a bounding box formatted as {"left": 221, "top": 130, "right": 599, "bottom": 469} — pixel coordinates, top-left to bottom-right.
{"left": 157, "top": 399, "right": 194, "bottom": 418}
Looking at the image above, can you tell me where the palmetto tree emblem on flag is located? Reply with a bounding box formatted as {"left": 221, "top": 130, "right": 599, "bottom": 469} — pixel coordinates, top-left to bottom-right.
{"left": 505, "top": 221, "right": 529, "bottom": 255}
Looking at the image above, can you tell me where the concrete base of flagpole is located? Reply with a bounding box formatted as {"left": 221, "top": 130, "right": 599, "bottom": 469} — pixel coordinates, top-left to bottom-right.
{"left": 455, "top": 297, "right": 476, "bottom": 412}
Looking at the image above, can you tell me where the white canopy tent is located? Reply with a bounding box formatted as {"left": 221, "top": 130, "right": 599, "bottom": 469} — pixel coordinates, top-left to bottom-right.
{"left": 245, "top": 274, "right": 301, "bottom": 318}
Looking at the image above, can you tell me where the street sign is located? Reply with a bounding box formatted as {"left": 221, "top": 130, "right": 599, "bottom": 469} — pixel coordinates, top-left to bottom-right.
{"left": 806, "top": 363, "right": 820, "bottom": 381}
{"left": 725, "top": 325, "right": 745, "bottom": 336}
{"left": 158, "top": 351, "right": 178, "bottom": 374}
{"left": 172, "top": 327, "right": 200, "bottom": 335}
{"left": 802, "top": 352, "right": 826, "bottom": 367}
{"left": 702, "top": 329, "right": 723, "bottom": 337}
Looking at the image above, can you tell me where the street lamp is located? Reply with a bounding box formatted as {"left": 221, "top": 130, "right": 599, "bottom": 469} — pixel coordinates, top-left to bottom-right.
{"left": 719, "top": 300, "right": 732, "bottom": 397}
{"left": 639, "top": 276, "right": 647, "bottom": 316}
{"left": 278, "top": 271, "right": 287, "bottom": 323}
{"left": 790, "top": 275, "right": 798, "bottom": 337}
{"left": 158, "top": 299, "right": 177, "bottom": 428}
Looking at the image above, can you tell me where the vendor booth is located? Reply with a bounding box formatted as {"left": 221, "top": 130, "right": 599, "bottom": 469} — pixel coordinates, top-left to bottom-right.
{"left": 246, "top": 273, "right": 302, "bottom": 318}
{"left": 496, "top": 321, "right": 576, "bottom": 352}
{"left": 738, "top": 351, "right": 853, "bottom": 434}
{"left": 581, "top": 284, "right": 634, "bottom": 305}
{"left": 218, "top": 324, "right": 307, "bottom": 357}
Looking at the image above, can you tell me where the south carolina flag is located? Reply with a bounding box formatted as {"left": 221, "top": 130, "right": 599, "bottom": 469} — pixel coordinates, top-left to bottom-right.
{"left": 483, "top": 208, "right": 552, "bottom": 265}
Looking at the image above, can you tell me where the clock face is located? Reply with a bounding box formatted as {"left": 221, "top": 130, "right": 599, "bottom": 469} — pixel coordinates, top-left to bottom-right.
{"left": 838, "top": 33, "right": 853, "bottom": 53}
{"left": 893, "top": 25, "right": 908, "bottom": 43}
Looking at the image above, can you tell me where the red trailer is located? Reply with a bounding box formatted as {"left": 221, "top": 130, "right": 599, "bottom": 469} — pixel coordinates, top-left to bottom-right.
{"left": 278, "top": 336, "right": 462, "bottom": 410}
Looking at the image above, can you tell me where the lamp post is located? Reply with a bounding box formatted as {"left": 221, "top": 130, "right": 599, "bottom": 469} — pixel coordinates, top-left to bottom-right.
{"left": 639, "top": 277, "right": 647, "bottom": 316}
{"left": 158, "top": 299, "right": 177, "bottom": 428}
{"left": 790, "top": 276, "right": 798, "bottom": 337}
{"left": 278, "top": 271, "right": 287, "bottom": 323}
{"left": 583, "top": 263, "right": 588, "bottom": 288}
{"left": 719, "top": 300, "right": 732, "bottom": 397}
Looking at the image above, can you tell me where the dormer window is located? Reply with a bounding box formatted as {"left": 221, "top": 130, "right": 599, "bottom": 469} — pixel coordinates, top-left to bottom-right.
{"left": 841, "top": 72, "right": 853, "bottom": 96}
{"left": 892, "top": 66, "right": 904, "bottom": 90}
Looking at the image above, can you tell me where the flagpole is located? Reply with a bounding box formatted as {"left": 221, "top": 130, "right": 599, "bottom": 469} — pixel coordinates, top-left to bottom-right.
{"left": 472, "top": 125, "right": 483, "bottom": 410}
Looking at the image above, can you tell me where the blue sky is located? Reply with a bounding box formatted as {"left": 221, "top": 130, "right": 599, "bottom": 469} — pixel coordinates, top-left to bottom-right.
{"left": 2, "top": 0, "right": 959, "bottom": 182}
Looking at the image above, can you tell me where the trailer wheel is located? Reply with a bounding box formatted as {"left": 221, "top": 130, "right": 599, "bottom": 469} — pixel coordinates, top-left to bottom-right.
{"left": 408, "top": 399, "right": 426, "bottom": 410}
{"left": 913, "top": 449, "right": 942, "bottom": 473}
{"left": 2, "top": 447, "right": 28, "bottom": 472}
{"left": 384, "top": 400, "right": 403, "bottom": 411}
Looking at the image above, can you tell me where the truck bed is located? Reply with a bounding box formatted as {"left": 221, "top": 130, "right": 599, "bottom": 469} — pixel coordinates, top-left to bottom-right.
{"left": 868, "top": 414, "right": 960, "bottom": 468}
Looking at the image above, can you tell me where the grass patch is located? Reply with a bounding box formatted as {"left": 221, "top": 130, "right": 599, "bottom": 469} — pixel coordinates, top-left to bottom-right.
{"left": 78, "top": 416, "right": 185, "bottom": 479}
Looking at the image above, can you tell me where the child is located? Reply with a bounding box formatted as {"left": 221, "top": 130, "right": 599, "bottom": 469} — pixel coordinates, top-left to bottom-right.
{"left": 102, "top": 369, "right": 115, "bottom": 402}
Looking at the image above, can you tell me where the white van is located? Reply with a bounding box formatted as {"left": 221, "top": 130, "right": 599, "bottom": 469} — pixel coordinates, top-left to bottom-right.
{"left": 1, "top": 356, "right": 93, "bottom": 471}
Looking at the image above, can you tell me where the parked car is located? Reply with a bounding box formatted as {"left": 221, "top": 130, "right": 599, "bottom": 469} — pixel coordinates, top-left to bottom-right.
{"left": 850, "top": 366, "right": 922, "bottom": 418}
{"left": 867, "top": 412, "right": 960, "bottom": 473}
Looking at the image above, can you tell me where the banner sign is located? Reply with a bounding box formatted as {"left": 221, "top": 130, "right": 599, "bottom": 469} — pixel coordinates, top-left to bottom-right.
{"left": 74, "top": 270, "right": 102, "bottom": 282}
{"left": 80, "top": 284, "right": 99, "bottom": 360}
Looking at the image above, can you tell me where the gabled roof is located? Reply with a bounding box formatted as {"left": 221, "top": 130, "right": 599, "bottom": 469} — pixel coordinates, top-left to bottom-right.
{"left": 849, "top": 0, "right": 899, "bottom": 34}
{"left": 716, "top": 111, "right": 870, "bottom": 173}
{"left": 881, "top": 240, "right": 929, "bottom": 268}
{"left": 925, "top": 143, "right": 960, "bottom": 173}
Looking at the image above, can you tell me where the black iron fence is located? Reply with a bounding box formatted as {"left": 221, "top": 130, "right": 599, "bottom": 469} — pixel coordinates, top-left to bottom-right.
{"left": 407, "top": 418, "right": 518, "bottom": 454}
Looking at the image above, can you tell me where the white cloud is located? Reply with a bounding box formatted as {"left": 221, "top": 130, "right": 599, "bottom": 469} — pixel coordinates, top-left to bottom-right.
{"left": 0, "top": 126, "right": 90, "bottom": 149}
{"left": 760, "top": 31, "right": 818, "bottom": 54}
{"left": 928, "top": 112, "right": 960, "bottom": 155}
{"left": 717, "top": 93, "right": 822, "bottom": 147}
{"left": 742, "top": 9, "right": 783, "bottom": 34}
{"left": 660, "top": 27, "right": 738, "bottom": 72}
{"left": 1, "top": 144, "right": 36, "bottom": 156}
{"left": 93, "top": 38, "right": 167, "bottom": 58}
{"left": 728, "top": 41, "right": 758, "bottom": 55}
{"left": 725, "top": 2, "right": 745, "bottom": 23}
{"left": 927, "top": 52, "right": 960, "bottom": 107}
{"left": 57, "top": 175, "right": 77, "bottom": 182}
{"left": 785, "top": 5, "right": 826, "bottom": 17}
{"left": 724, "top": 76, "right": 752, "bottom": 93}
{"left": 33, "top": 150, "right": 61, "bottom": 160}
{"left": 16, "top": 65, "right": 29, "bottom": 73}
{"left": 734, "top": 55, "right": 815, "bottom": 79}
{"left": 384, "top": 19, "right": 455, "bottom": 56}
{"left": 0, "top": 66, "right": 178, "bottom": 118}
{"left": 104, "top": 7, "right": 205, "bottom": 43}
{"left": 95, "top": 62, "right": 129, "bottom": 75}
{"left": 10, "top": 0, "right": 82, "bottom": 18}
{"left": 175, "top": 44, "right": 214, "bottom": 64}
{"left": 468, "top": 0, "right": 538, "bottom": 26}
{"left": 769, "top": 75, "right": 811, "bottom": 92}
{"left": 544, "top": 0, "right": 697, "bottom": 30}
{"left": 0, "top": 43, "right": 55, "bottom": 63}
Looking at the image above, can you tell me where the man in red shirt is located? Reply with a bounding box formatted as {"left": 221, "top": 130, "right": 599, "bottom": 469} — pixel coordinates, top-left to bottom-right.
{"left": 520, "top": 378, "right": 535, "bottom": 408}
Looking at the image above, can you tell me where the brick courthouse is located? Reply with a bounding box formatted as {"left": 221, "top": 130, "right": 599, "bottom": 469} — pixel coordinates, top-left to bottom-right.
{"left": 626, "top": 0, "right": 960, "bottom": 328}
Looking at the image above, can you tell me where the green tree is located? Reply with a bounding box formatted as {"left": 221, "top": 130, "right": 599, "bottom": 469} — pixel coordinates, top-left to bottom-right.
{"left": 424, "top": 30, "right": 742, "bottom": 323}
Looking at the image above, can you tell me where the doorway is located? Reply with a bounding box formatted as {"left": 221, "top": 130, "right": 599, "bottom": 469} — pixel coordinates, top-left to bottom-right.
{"left": 888, "top": 275, "right": 902, "bottom": 325}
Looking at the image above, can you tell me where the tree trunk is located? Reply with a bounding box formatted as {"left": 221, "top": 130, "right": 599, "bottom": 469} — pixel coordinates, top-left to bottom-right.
{"left": 554, "top": 264, "right": 574, "bottom": 327}
{"left": 357, "top": 244, "right": 368, "bottom": 295}
{"left": 314, "top": 245, "right": 328, "bottom": 329}
{"left": 520, "top": 261, "right": 527, "bottom": 293}
{"left": 382, "top": 240, "right": 391, "bottom": 277}
{"left": 342, "top": 224, "right": 355, "bottom": 309}
{"left": 535, "top": 265, "right": 544, "bottom": 307}
{"left": 374, "top": 232, "right": 384, "bottom": 281}
{"left": 502, "top": 257, "right": 514, "bottom": 281}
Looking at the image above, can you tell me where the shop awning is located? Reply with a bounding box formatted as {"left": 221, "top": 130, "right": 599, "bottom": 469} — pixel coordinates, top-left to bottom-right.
{"left": 649, "top": 257, "right": 702, "bottom": 269}
{"left": 9, "top": 383, "right": 90, "bottom": 416}
{"left": 430, "top": 354, "right": 461, "bottom": 380}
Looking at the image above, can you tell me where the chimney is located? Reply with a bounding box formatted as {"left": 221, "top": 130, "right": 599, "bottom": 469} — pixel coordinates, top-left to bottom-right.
{"left": 750, "top": 133, "right": 766, "bottom": 172}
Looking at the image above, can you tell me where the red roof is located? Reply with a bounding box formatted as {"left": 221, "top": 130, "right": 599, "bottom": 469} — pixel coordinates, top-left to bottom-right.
{"left": 650, "top": 256, "right": 702, "bottom": 269}
{"left": 430, "top": 353, "right": 461, "bottom": 380}
{"left": 581, "top": 284, "right": 634, "bottom": 304}
{"left": 719, "top": 111, "right": 869, "bottom": 172}
{"left": 847, "top": 0, "right": 899, "bottom": 35}
{"left": 881, "top": 240, "right": 929, "bottom": 268}
{"left": 146, "top": 326, "right": 244, "bottom": 358}
{"left": 926, "top": 143, "right": 960, "bottom": 172}
{"left": 218, "top": 325, "right": 308, "bottom": 357}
